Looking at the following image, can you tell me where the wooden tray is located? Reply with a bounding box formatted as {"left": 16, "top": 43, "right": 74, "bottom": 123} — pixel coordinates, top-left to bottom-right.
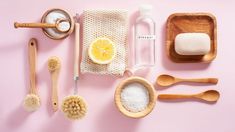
{"left": 166, "top": 13, "right": 217, "bottom": 63}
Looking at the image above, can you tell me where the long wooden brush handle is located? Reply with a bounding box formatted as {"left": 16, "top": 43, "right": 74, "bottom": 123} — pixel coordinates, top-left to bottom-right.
{"left": 14, "top": 22, "right": 56, "bottom": 28}
{"left": 74, "top": 22, "right": 80, "bottom": 80}
{"left": 28, "top": 38, "right": 37, "bottom": 94}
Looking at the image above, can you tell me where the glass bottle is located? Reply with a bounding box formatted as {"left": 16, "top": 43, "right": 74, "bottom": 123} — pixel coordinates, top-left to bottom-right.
{"left": 134, "top": 5, "right": 156, "bottom": 69}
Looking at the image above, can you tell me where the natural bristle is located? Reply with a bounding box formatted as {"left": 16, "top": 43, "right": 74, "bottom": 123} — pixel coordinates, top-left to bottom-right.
{"left": 23, "top": 94, "right": 40, "bottom": 112}
{"left": 62, "top": 95, "right": 87, "bottom": 120}
{"left": 48, "top": 57, "right": 61, "bottom": 71}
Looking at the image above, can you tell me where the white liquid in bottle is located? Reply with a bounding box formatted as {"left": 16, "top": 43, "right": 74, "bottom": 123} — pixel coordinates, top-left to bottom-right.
{"left": 134, "top": 5, "right": 156, "bottom": 68}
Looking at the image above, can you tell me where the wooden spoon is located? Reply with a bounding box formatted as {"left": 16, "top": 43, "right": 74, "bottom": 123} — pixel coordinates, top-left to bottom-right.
{"left": 156, "top": 74, "right": 218, "bottom": 87}
{"left": 14, "top": 19, "right": 70, "bottom": 33}
{"left": 158, "top": 90, "right": 220, "bottom": 102}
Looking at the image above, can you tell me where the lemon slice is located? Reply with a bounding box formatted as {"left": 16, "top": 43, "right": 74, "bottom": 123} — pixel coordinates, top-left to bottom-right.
{"left": 88, "top": 37, "right": 116, "bottom": 64}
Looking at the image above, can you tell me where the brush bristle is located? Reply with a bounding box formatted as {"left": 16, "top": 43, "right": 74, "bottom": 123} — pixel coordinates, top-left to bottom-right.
{"left": 23, "top": 94, "right": 40, "bottom": 112}
{"left": 48, "top": 57, "right": 60, "bottom": 71}
{"left": 61, "top": 95, "right": 87, "bottom": 120}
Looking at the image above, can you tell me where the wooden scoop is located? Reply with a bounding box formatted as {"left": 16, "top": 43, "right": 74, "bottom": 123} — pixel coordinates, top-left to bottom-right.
{"left": 156, "top": 74, "right": 218, "bottom": 87}
{"left": 158, "top": 90, "right": 220, "bottom": 102}
{"left": 14, "top": 19, "right": 70, "bottom": 33}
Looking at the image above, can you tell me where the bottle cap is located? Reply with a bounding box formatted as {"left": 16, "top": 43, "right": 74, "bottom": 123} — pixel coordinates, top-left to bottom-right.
{"left": 139, "top": 4, "right": 153, "bottom": 16}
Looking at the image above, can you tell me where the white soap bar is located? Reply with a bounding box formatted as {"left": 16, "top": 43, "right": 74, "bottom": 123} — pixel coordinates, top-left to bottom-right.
{"left": 175, "top": 33, "right": 211, "bottom": 55}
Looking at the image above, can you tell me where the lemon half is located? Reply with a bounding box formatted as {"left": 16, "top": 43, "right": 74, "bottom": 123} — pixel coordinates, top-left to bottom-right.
{"left": 88, "top": 37, "right": 116, "bottom": 64}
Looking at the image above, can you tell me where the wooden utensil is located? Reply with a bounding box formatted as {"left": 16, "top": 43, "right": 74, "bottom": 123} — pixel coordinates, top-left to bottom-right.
{"left": 156, "top": 74, "right": 218, "bottom": 87}
{"left": 14, "top": 19, "right": 70, "bottom": 33}
{"left": 14, "top": 8, "right": 74, "bottom": 40}
{"left": 158, "top": 90, "right": 220, "bottom": 102}
{"left": 48, "top": 57, "right": 61, "bottom": 112}
{"left": 166, "top": 13, "right": 217, "bottom": 63}
{"left": 115, "top": 76, "right": 220, "bottom": 118}
{"left": 23, "top": 38, "right": 41, "bottom": 112}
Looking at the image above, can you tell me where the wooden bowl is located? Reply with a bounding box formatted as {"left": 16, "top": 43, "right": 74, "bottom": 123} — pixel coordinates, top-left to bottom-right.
{"left": 166, "top": 13, "right": 217, "bottom": 63}
{"left": 41, "top": 8, "right": 75, "bottom": 40}
{"left": 114, "top": 76, "right": 157, "bottom": 118}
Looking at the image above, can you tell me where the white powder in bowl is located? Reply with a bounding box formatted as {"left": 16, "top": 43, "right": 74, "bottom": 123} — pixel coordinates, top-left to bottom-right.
{"left": 44, "top": 11, "right": 68, "bottom": 38}
{"left": 120, "top": 82, "right": 149, "bottom": 112}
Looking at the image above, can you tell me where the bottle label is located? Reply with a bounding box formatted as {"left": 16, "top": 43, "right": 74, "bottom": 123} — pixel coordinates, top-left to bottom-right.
{"left": 136, "top": 35, "right": 156, "bottom": 40}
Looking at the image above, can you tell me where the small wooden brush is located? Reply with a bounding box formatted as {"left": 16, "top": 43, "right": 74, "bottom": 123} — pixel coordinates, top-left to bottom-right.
{"left": 48, "top": 56, "right": 61, "bottom": 112}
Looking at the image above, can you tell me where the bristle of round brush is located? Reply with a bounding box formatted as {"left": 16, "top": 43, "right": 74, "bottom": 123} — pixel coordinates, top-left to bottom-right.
{"left": 48, "top": 57, "right": 61, "bottom": 71}
{"left": 23, "top": 94, "right": 40, "bottom": 112}
{"left": 61, "top": 95, "right": 87, "bottom": 120}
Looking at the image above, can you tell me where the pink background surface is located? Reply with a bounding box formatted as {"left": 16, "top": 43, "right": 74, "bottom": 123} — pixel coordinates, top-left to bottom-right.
{"left": 0, "top": 0, "right": 234, "bottom": 132}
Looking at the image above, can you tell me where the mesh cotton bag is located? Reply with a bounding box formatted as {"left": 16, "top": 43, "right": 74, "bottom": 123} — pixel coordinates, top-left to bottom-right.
{"left": 81, "top": 10, "right": 128, "bottom": 76}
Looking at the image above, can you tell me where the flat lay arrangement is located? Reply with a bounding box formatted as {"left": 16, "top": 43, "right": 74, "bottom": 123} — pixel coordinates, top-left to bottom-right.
{"left": 3, "top": 0, "right": 235, "bottom": 132}
{"left": 3, "top": 0, "right": 235, "bottom": 131}
{"left": 13, "top": 4, "right": 221, "bottom": 120}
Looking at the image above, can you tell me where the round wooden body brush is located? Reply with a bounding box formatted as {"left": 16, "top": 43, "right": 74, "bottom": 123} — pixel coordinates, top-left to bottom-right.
{"left": 61, "top": 14, "right": 87, "bottom": 120}
{"left": 23, "top": 38, "right": 40, "bottom": 112}
{"left": 61, "top": 95, "right": 87, "bottom": 120}
{"left": 48, "top": 56, "right": 61, "bottom": 112}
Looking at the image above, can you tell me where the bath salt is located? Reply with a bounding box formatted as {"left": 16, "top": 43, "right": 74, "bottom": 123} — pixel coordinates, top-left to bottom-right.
{"left": 45, "top": 11, "right": 68, "bottom": 38}
{"left": 121, "top": 83, "right": 149, "bottom": 112}
{"left": 46, "top": 12, "right": 66, "bottom": 24}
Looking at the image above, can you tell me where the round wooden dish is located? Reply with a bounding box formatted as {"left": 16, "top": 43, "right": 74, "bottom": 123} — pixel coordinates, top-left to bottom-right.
{"left": 114, "top": 76, "right": 157, "bottom": 118}
{"left": 41, "top": 8, "right": 75, "bottom": 40}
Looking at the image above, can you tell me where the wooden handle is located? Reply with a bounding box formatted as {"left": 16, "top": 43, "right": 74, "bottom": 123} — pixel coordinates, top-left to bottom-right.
{"left": 28, "top": 38, "right": 37, "bottom": 94}
{"left": 74, "top": 23, "right": 80, "bottom": 80}
{"left": 51, "top": 71, "right": 59, "bottom": 112}
{"left": 177, "top": 78, "right": 218, "bottom": 84}
{"left": 158, "top": 94, "right": 194, "bottom": 100}
{"left": 14, "top": 22, "right": 56, "bottom": 28}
